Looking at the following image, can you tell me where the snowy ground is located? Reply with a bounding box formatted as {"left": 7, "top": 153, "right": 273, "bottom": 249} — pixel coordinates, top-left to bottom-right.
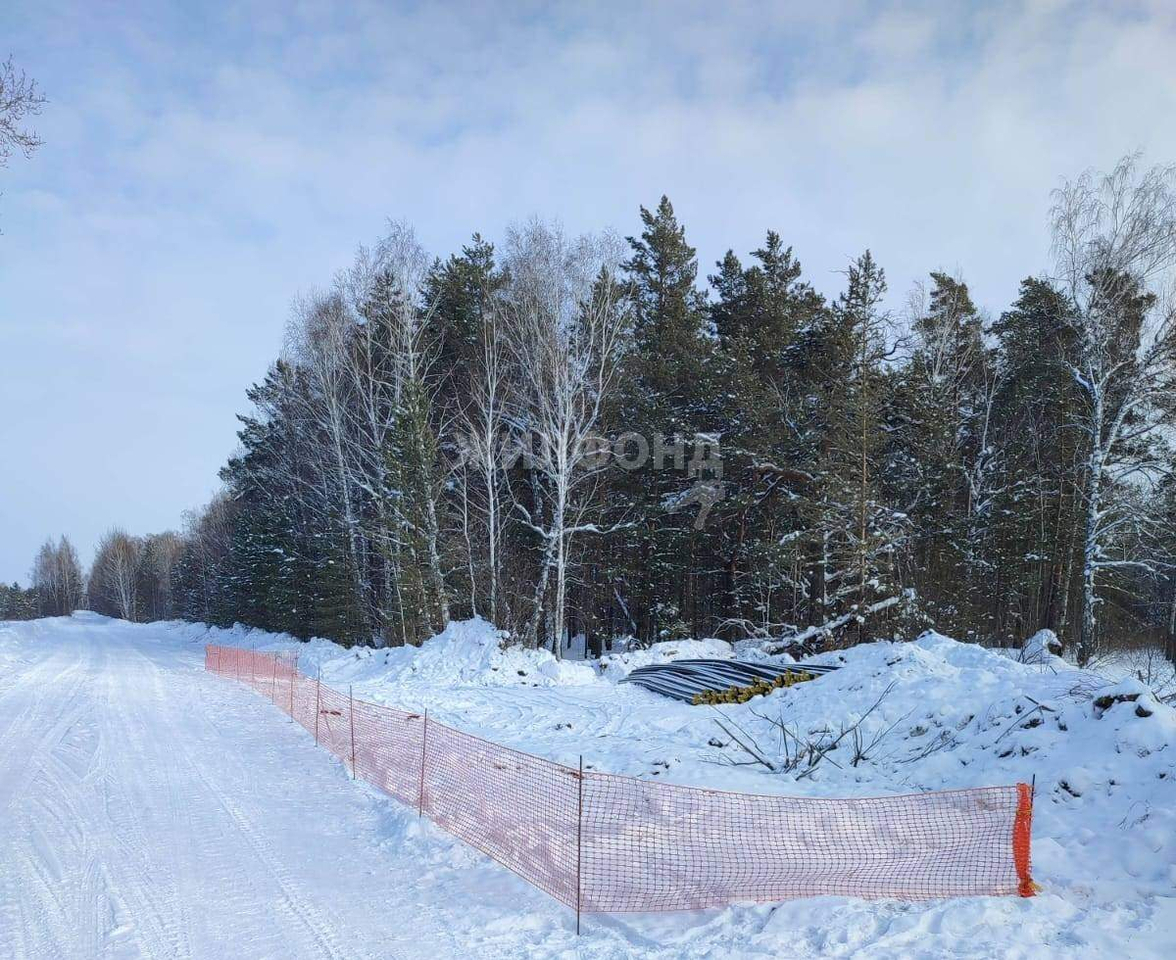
{"left": 1, "top": 614, "right": 1173, "bottom": 958}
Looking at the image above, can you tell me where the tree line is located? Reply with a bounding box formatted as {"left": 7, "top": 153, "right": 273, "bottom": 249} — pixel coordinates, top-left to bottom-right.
{"left": 11, "top": 157, "right": 1176, "bottom": 665}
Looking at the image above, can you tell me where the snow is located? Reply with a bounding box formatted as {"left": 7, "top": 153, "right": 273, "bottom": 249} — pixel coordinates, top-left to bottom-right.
{"left": 2, "top": 614, "right": 1173, "bottom": 957}
{"left": 598, "top": 636, "right": 737, "bottom": 680}
{"left": 1018, "top": 628, "right": 1066, "bottom": 666}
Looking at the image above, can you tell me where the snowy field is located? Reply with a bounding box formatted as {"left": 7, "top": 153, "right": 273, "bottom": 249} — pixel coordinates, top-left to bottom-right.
{"left": 0, "top": 614, "right": 1173, "bottom": 958}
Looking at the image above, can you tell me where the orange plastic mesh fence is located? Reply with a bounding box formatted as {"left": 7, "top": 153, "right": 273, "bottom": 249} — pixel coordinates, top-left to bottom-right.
{"left": 204, "top": 644, "right": 1034, "bottom": 914}
{"left": 423, "top": 720, "right": 582, "bottom": 906}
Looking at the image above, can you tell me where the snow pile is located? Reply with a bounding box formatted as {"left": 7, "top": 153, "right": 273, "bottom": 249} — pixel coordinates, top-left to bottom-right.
{"left": 0, "top": 623, "right": 20, "bottom": 668}
{"left": 321, "top": 618, "right": 598, "bottom": 689}
{"left": 1019, "top": 628, "right": 1066, "bottom": 665}
{"left": 712, "top": 631, "right": 1176, "bottom": 903}
{"left": 597, "top": 636, "right": 734, "bottom": 680}
{"left": 181, "top": 616, "right": 598, "bottom": 690}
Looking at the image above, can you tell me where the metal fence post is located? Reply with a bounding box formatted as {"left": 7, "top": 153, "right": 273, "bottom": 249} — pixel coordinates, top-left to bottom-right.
{"left": 314, "top": 669, "right": 321, "bottom": 745}
{"left": 576, "top": 755, "right": 584, "bottom": 936}
{"left": 288, "top": 656, "right": 296, "bottom": 720}
{"left": 418, "top": 709, "right": 429, "bottom": 817}
{"left": 271, "top": 654, "right": 278, "bottom": 703}
{"left": 349, "top": 684, "right": 356, "bottom": 779}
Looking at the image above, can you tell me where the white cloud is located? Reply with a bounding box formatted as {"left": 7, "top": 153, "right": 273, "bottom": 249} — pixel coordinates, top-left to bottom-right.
{"left": 1, "top": 0, "right": 1175, "bottom": 581}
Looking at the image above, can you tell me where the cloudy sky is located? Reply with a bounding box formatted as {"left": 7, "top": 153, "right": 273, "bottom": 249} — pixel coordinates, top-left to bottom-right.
{"left": 1, "top": 0, "right": 1174, "bottom": 584}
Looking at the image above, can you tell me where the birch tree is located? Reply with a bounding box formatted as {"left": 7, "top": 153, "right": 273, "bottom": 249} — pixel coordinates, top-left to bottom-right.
{"left": 1051, "top": 155, "right": 1176, "bottom": 663}
{"left": 501, "top": 222, "right": 627, "bottom": 654}
{"left": 460, "top": 301, "right": 510, "bottom": 625}
{"left": 338, "top": 225, "right": 439, "bottom": 641}
{"left": 381, "top": 294, "right": 450, "bottom": 644}
{"left": 287, "top": 292, "right": 373, "bottom": 634}
{"left": 138, "top": 532, "right": 183, "bottom": 620}
{"left": 90, "top": 529, "right": 143, "bottom": 621}
{"left": 30, "top": 536, "right": 84, "bottom": 617}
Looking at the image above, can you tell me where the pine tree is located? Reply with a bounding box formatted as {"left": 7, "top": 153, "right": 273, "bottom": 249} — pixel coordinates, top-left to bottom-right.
{"left": 381, "top": 351, "right": 448, "bottom": 645}
{"left": 984, "top": 278, "right": 1083, "bottom": 644}
{"left": 425, "top": 236, "right": 507, "bottom": 622}
{"left": 608, "top": 197, "right": 717, "bottom": 642}
{"left": 217, "top": 362, "right": 352, "bottom": 638}
{"left": 804, "top": 252, "right": 911, "bottom": 643}
{"left": 424, "top": 234, "right": 504, "bottom": 415}
{"left": 0, "top": 582, "right": 35, "bottom": 620}
{"left": 899, "top": 272, "right": 993, "bottom": 636}
{"left": 707, "top": 233, "right": 827, "bottom": 636}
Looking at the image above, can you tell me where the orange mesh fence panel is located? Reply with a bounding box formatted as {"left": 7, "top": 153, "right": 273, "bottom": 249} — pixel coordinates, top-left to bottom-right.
{"left": 350, "top": 699, "right": 423, "bottom": 808}
{"left": 292, "top": 672, "right": 318, "bottom": 737}
{"left": 422, "top": 721, "right": 580, "bottom": 907}
{"left": 204, "top": 645, "right": 1034, "bottom": 915}
{"left": 579, "top": 775, "right": 1024, "bottom": 911}
{"left": 317, "top": 683, "right": 358, "bottom": 769}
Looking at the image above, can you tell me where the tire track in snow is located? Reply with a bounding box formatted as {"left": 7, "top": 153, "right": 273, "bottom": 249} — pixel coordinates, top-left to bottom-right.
{"left": 0, "top": 643, "right": 92, "bottom": 813}
{"left": 0, "top": 620, "right": 472, "bottom": 960}
{"left": 0, "top": 638, "right": 109, "bottom": 960}
{"left": 175, "top": 730, "right": 379, "bottom": 960}
{"left": 80, "top": 643, "right": 196, "bottom": 959}
{"left": 149, "top": 640, "right": 391, "bottom": 960}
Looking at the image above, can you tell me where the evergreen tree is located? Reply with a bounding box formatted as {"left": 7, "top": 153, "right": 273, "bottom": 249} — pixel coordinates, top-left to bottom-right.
{"left": 985, "top": 278, "right": 1084, "bottom": 644}
{"left": 707, "top": 233, "right": 827, "bottom": 636}
{"left": 381, "top": 338, "right": 449, "bottom": 645}
{"left": 219, "top": 362, "right": 362, "bottom": 640}
{"left": 425, "top": 236, "right": 508, "bottom": 622}
{"left": 899, "top": 272, "right": 993, "bottom": 636}
{"left": 608, "top": 197, "right": 717, "bottom": 642}
{"left": 804, "top": 252, "right": 912, "bottom": 642}
{"left": 1, "top": 582, "right": 38, "bottom": 620}
{"left": 424, "top": 234, "right": 504, "bottom": 415}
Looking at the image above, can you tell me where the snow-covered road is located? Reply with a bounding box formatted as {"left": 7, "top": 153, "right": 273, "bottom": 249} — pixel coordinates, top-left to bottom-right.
{"left": 0, "top": 615, "right": 487, "bottom": 960}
